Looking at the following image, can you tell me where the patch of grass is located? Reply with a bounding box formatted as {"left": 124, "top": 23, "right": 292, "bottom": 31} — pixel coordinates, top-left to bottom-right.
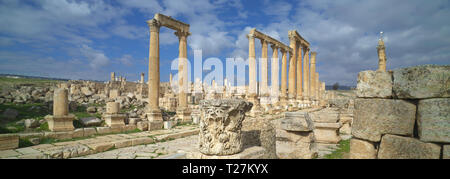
{"left": 323, "top": 139, "right": 350, "bottom": 159}
{"left": 19, "top": 138, "right": 34, "bottom": 148}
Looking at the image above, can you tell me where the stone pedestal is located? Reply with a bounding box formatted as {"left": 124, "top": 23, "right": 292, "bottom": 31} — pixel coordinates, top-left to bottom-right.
{"left": 46, "top": 88, "right": 75, "bottom": 132}
{"left": 176, "top": 108, "right": 192, "bottom": 123}
{"left": 103, "top": 114, "right": 126, "bottom": 128}
{"left": 198, "top": 99, "right": 252, "bottom": 155}
{"left": 45, "top": 114, "right": 75, "bottom": 132}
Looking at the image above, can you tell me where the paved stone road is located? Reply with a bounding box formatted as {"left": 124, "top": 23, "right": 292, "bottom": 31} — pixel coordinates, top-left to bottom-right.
{"left": 76, "top": 135, "right": 199, "bottom": 159}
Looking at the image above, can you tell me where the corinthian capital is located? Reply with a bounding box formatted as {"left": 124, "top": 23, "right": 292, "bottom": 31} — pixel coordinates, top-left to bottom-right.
{"left": 174, "top": 30, "right": 191, "bottom": 39}
{"left": 147, "top": 19, "right": 161, "bottom": 32}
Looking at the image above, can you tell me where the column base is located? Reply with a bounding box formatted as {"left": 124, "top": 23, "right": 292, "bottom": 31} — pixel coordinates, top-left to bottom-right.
{"left": 147, "top": 109, "right": 163, "bottom": 122}
{"left": 176, "top": 108, "right": 192, "bottom": 123}
{"left": 45, "top": 114, "right": 75, "bottom": 132}
{"left": 103, "top": 114, "right": 126, "bottom": 128}
{"left": 148, "top": 120, "right": 164, "bottom": 131}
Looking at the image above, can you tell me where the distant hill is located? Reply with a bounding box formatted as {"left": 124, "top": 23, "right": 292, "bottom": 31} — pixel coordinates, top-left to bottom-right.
{"left": 0, "top": 74, "right": 105, "bottom": 83}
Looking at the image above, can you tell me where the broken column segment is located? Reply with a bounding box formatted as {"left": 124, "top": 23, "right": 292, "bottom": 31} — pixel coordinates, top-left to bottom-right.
{"left": 45, "top": 88, "right": 75, "bottom": 132}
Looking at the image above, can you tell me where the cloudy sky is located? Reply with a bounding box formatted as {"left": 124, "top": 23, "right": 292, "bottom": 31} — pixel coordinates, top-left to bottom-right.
{"left": 0, "top": 0, "right": 449, "bottom": 86}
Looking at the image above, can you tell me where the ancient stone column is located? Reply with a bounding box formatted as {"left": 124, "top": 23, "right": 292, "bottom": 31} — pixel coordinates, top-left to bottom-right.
{"left": 198, "top": 99, "right": 253, "bottom": 155}
{"left": 45, "top": 88, "right": 75, "bottom": 132}
{"left": 247, "top": 34, "right": 257, "bottom": 100}
{"left": 53, "top": 88, "right": 69, "bottom": 116}
{"left": 175, "top": 30, "right": 192, "bottom": 123}
{"left": 315, "top": 72, "right": 319, "bottom": 105}
{"left": 280, "top": 48, "right": 288, "bottom": 105}
{"left": 271, "top": 45, "right": 279, "bottom": 104}
{"left": 106, "top": 102, "right": 120, "bottom": 114}
{"left": 146, "top": 19, "right": 163, "bottom": 123}
{"left": 377, "top": 38, "right": 387, "bottom": 71}
{"left": 111, "top": 72, "right": 115, "bottom": 82}
{"left": 288, "top": 36, "right": 297, "bottom": 100}
{"left": 140, "top": 72, "right": 145, "bottom": 84}
{"left": 310, "top": 52, "right": 317, "bottom": 100}
{"left": 303, "top": 48, "right": 310, "bottom": 100}
{"left": 260, "top": 39, "right": 268, "bottom": 96}
{"left": 296, "top": 44, "right": 303, "bottom": 100}
{"left": 103, "top": 102, "right": 126, "bottom": 128}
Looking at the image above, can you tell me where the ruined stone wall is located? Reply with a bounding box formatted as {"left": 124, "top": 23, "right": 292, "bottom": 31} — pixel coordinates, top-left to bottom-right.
{"left": 350, "top": 65, "right": 449, "bottom": 159}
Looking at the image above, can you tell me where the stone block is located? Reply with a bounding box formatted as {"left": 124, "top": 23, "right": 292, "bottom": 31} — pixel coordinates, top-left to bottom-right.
{"left": 163, "top": 121, "right": 176, "bottom": 129}
{"left": 313, "top": 127, "right": 341, "bottom": 144}
{"left": 356, "top": 70, "right": 393, "bottom": 98}
{"left": 0, "top": 134, "right": 19, "bottom": 150}
{"left": 131, "top": 137, "right": 154, "bottom": 146}
{"left": 72, "top": 128, "right": 84, "bottom": 138}
{"left": 148, "top": 120, "right": 163, "bottom": 131}
{"left": 86, "top": 142, "right": 114, "bottom": 153}
{"left": 281, "top": 112, "right": 314, "bottom": 131}
{"left": 393, "top": 65, "right": 450, "bottom": 99}
{"left": 113, "top": 140, "right": 132, "bottom": 149}
{"left": 103, "top": 114, "right": 126, "bottom": 128}
{"left": 339, "top": 123, "right": 352, "bottom": 135}
{"left": 96, "top": 127, "right": 112, "bottom": 135}
{"left": 417, "top": 98, "right": 450, "bottom": 143}
{"left": 123, "top": 125, "right": 137, "bottom": 132}
{"left": 349, "top": 138, "right": 377, "bottom": 159}
{"left": 44, "top": 131, "right": 73, "bottom": 140}
{"left": 352, "top": 99, "right": 416, "bottom": 142}
{"left": 0, "top": 150, "right": 21, "bottom": 158}
{"left": 137, "top": 121, "right": 148, "bottom": 131}
{"left": 443, "top": 145, "right": 450, "bottom": 159}
{"left": 378, "top": 134, "right": 441, "bottom": 159}
{"left": 83, "top": 128, "right": 97, "bottom": 137}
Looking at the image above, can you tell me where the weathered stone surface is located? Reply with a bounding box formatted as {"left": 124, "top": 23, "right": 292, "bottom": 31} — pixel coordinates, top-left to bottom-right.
{"left": 339, "top": 123, "right": 351, "bottom": 135}
{"left": 137, "top": 121, "right": 148, "bottom": 131}
{"left": 313, "top": 127, "right": 341, "bottom": 144}
{"left": 350, "top": 138, "right": 377, "bottom": 159}
{"left": 79, "top": 117, "right": 102, "bottom": 127}
{"left": 0, "top": 134, "right": 19, "bottom": 150}
{"left": 378, "top": 134, "right": 441, "bottom": 159}
{"left": 309, "top": 110, "right": 340, "bottom": 123}
{"left": 393, "top": 65, "right": 450, "bottom": 99}
{"left": 356, "top": 70, "right": 392, "bottom": 98}
{"left": 443, "top": 145, "right": 450, "bottom": 159}
{"left": 86, "top": 106, "right": 96, "bottom": 113}
{"left": 72, "top": 128, "right": 84, "bottom": 138}
{"left": 417, "top": 98, "right": 450, "bottom": 143}
{"left": 81, "top": 87, "right": 94, "bottom": 96}
{"left": 281, "top": 112, "right": 314, "bottom": 131}
{"left": 198, "top": 99, "right": 252, "bottom": 155}
{"left": 96, "top": 127, "right": 111, "bottom": 134}
{"left": 0, "top": 149, "right": 21, "bottom": 158}
{"left": 352, "top": 99, "right": 416, "bottom": 142}
{"left": 83, "top": 128, "right": 97, "bottom": 137}
{"left": 242, "top": 117, "right": 277, "bottom": 159}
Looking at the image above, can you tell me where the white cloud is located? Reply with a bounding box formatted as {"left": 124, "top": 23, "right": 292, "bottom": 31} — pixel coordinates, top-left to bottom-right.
{"left": 80, "top": 44, "right": 110, "bottom": 69}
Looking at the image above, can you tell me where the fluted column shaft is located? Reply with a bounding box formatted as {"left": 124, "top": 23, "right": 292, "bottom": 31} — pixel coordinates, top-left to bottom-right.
{"left": 271, "top": 45, "right": 279, "bottom": 102}
{"left": 260, "top": 39, "right": 268, "bottom": 96}
{"left": 175, "top": 31, "right": 190, "bottom": 109}
{"left": 248, "top": 34, "right": 256, "bottom": 98}
{"left": 310, "top": 52, "right": 317, "bottom": 100}
{"left": 303, "top": 48, "right": 310, "bottom": 99}
{"left": 288, "top": 37, "right": 297, "bottom": 99}
{"left": 296, "top": 44, "right": 303, "bottom": 99}
{"left": 280, "top": 49, "right": 287, "bottom": 102}
{"left": 147, "top": 20, "right": 161, "bottom": 112}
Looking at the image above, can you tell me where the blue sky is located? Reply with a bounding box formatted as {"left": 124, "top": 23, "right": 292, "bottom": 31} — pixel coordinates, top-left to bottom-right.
{"left": 0, "top": 0, "right": 449, "bottom": 86}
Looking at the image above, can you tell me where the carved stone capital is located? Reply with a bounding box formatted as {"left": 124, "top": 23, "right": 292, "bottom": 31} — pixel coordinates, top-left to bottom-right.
{"left": 246, "top": 33, "right": 255, "bottom": 40}
{"left": 198, "top": 99, "right": 253, "bottom": 155}
{"left": 271, "top": 44, "right": 279, "bottom": 50}
{"left": 147, "top": 19, "right": 161, "bottom": 32}
{"left": 174, "top": 30, "right": 191, "bottom": 39}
